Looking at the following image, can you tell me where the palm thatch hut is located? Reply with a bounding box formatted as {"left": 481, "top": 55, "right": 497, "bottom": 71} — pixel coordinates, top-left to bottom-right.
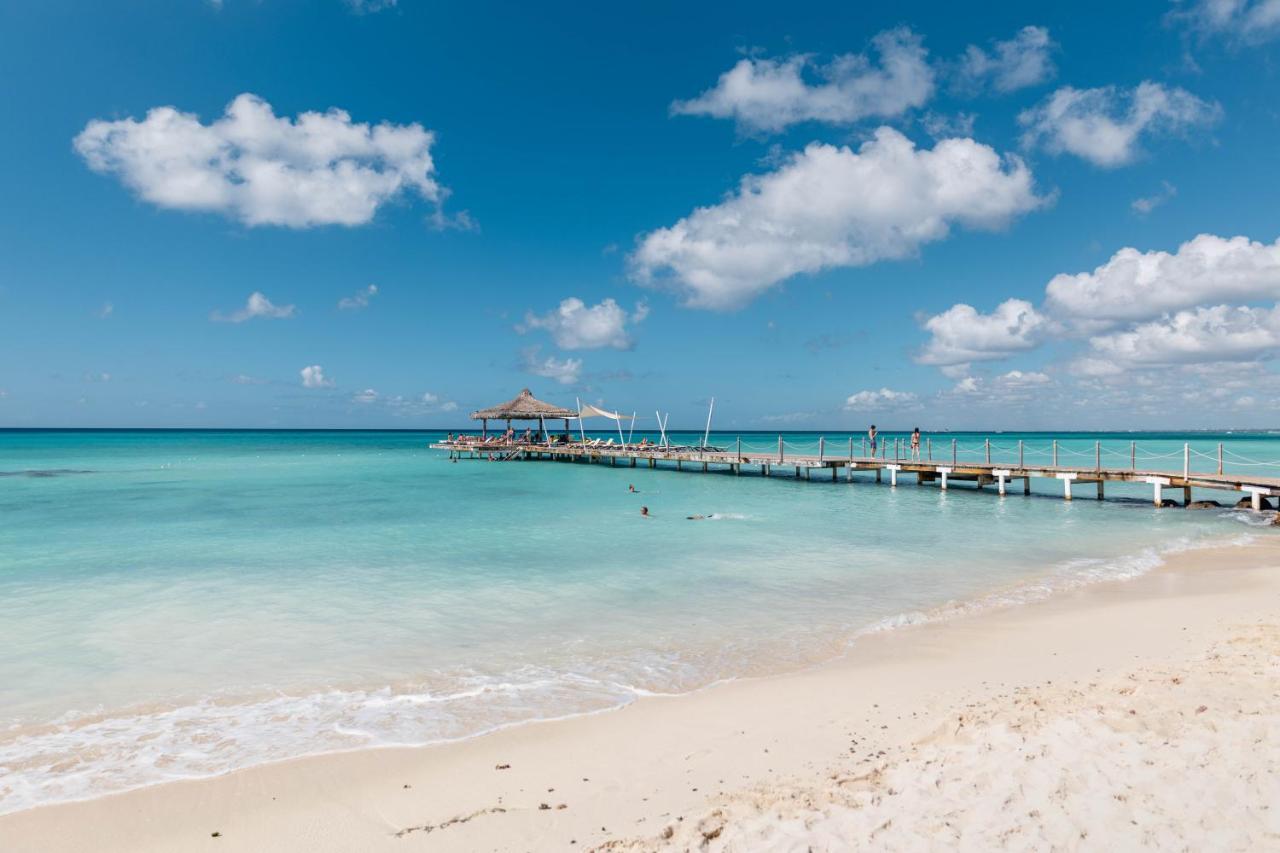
{"left": 470, "top": 388, "right": 577, "bottom": 439}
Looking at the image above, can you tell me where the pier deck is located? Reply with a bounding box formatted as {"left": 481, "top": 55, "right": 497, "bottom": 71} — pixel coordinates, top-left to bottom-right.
{"left": 431, "top": 440, "right": 1280, "bottom": 510}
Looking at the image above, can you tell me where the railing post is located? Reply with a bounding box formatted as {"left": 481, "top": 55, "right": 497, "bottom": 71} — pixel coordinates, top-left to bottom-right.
{"left": 1131, "top": 441, "right": 1136, "bottom": 472}
{"left": 952, "top": 438, "right": 957, "bottom": 466}
{"left": 1183, "top": 443, "right": 1189, "bottom": 479}
{"left": 848, "top": 436, "right": 853, "bottom": 461}
{"left": 985, "top": 438, "right": 990, "bottom": 464}
{"left": 778, "top": 435, "right": 784, "bottom": 464}
{"left": 1218, "top": 442, "right": 1223, "bottom": 476}
{"left": 819, "top": 436, "right": 825, "bottom": 461}
{"left": 1095, "top": 440, "right": 1100, "bottom": 472}
{"left": 927, "top": 437, "right": 932, "bottom": 460}
{"left": 1052, "top": 440, "right": 1058, "bottom": 467}
{"left": 737, "top": 436, "right": 742, "bottom": 463}
{"left": 862, "top": 437, "right": 867, "bottom": 458}
{"left": 1018, "top": 439, "right": 1024, "bottom": 468}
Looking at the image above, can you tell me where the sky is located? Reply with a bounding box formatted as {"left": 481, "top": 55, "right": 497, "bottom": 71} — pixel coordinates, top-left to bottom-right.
{"left": 2, "top": 0, "right": 1280, "bottom": 430}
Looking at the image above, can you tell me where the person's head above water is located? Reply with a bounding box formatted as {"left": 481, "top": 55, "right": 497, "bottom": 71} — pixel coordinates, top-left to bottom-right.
{"left": 640, "top": 506, "right": 649, "bottom": 516}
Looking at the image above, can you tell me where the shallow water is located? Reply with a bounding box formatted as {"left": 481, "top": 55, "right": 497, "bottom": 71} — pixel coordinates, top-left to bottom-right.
{"left": 0, "top": 429, "right": 1276, "bottom": 814}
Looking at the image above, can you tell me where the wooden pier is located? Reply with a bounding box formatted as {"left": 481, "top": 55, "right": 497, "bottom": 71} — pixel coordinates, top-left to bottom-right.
{"left": 432, "top": 439, "right": 1280, "bottom": 511}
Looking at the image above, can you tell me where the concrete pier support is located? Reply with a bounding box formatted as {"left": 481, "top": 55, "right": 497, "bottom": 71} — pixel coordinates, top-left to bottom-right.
{"left": 762, "top": 464, "right": 770, "bottom": 477}
{"left": 1097, "top": 481, "right": 1105, "bottom": 500}
{"left": 993, "top": 469, "right": 1010, "bottom": 496}
{"left": 887, "top": 464, "right": 900, "bottom": 487}
{"left": 1145, "top": 476, "right": 1170, "bottom": 506}
{"left": 1243, "top": 487, "right": 1273, "bottom": 511}
{"left": 875, "top": 468, "right": 882, "bottom": 483}
{"left": 1183, "top": 486, "right": 1191, "bottom": 505}
{"left": 936, "top": 467, "right": 952, "bottom": 490}
{"left": 1057, "top": 472, "right": 1078, "bottom": 500}
{"left": 630, "top": 457, "right": 636, "bottom": 468}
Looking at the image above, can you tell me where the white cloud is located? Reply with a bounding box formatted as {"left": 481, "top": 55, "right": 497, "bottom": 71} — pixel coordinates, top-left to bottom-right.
{"left": 520, "top": 347, "right": 582, "bottom": 385}
{"left": 997, "top": 369, "right": 1051, "bottom": 386}
{"left": 519, "top": 297, "right": 648, "bottom": 350}
{"left": 1045, "top": 234, "right": 1280, "bottom": 324}
{"left": 338, "top": 284, "right": 378, "bottom": 310}
{"left": 1131, "top": 180, "right": 1177, "bottom": 215}
{"left": 345, "top": 0, "right": 397, "bottom": 13}
{"left": 353, "top": 388, "right": 379, "bottom": 403}
{"left": 98, "top": 302, "right": 114, "bottom": 319}
{"left": 956, "top": 26, "right": 1056, "bottom": 94}
{"left": 917, "top": 298, "right": 1047, "bottom": 367}
{"left": 230, "top": 373, "right": 268, "bottom": 385}
{"left": 1018, "top": 81, "right": 1220, "bottom": 167}
{"left": 1083, "top": 304, "right": 1280, "bottom": 368}
{"left": 670, "top": 28, "right": 934, "bottom": 133}
{"left": 441, "top": 401, "right": 459, "bottom": 412}
{"left": 920, "top": 111, "right": 976, "bottom": 139}
{"left": 844, "top": 388, "right": 918, "bottom": 411}
{"left": 300, "top": 365, "right": 334, "bottom": 388}
{"left": 74, "top": 93, "right": 441, "bottom": 228}
{"left": 1175, "top": 0, "right": 1280, "bottom": 44}
{"left": 84, "top": 371, "right": 112, "bottom": 383}
{"left": 212, "top": 291, "right": 296, "bottom": 322}
{"left": 631, "top": 128, "right": 1044, "bottom": 310}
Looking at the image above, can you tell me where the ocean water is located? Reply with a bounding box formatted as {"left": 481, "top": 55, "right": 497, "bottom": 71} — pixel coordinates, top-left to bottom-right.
{"left": 0, "top": 429, "right": 1277, "bottom": 815}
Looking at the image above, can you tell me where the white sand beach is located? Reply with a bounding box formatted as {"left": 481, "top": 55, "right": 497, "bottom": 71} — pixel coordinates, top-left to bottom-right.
{"left": 3, "top": 538, "right": 1278, "bottom": 852}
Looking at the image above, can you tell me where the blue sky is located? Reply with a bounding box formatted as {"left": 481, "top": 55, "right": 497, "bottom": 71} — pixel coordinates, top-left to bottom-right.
{"left": 2, "top": 0, "right": 1279, "bottom": 429}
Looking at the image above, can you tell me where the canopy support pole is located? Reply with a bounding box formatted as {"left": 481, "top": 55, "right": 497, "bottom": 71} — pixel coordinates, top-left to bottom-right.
{"left": 702, "top": 397, "right": 715, "bottom": 448}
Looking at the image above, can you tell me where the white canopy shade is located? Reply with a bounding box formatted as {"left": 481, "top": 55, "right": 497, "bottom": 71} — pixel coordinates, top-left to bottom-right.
{"left": 577, "top": 404, "right": 634, "bottom": 421}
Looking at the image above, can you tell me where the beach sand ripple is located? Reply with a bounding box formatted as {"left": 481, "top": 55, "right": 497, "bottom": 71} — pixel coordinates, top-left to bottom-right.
{"left": 607, "top": 623, "right": 1280, "bottom": 852}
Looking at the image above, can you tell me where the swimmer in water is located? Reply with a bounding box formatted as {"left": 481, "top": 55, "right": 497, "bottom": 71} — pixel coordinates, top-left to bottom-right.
{"left": 628, "top": 484, "right": 638, "bottom": 493}
{"left": 686, "top": 514, "right": 707, "bottom": 520}
{"left": 640, "top": 506, "right": 649, "bottom": 517}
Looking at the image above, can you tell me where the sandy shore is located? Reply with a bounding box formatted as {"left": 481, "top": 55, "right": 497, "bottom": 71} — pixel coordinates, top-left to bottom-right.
{"left": 3, "top": 536, "right": 1278, "bottom": 852}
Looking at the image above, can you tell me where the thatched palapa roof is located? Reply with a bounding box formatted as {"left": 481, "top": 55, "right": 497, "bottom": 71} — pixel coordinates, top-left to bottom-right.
{"left": 471, "top": 388, "right": 577, "bottom": 421}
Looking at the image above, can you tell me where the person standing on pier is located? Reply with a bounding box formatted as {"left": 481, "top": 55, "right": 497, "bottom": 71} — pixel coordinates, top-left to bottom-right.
{"left": 910, "top": 427, "right": 921, "bottom": 461}
{"left": 868, "top": 425, "right": 878, "bottom": 457}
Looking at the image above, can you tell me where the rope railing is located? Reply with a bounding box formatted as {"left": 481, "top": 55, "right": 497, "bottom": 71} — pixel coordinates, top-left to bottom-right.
{"left": 715, "top": 435, "right": 1280, "bottom": 478}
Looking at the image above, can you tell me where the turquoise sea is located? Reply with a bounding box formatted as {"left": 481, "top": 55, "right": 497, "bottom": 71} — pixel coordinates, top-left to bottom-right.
{"left": 1, "top": 429, "right": 1277, "bottom": 814}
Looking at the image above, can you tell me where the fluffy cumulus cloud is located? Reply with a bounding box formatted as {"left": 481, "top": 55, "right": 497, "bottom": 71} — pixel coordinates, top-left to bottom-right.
{"left": 671, "top": 28, "right": 934, "bottom": 133}
{"left": 916, "top": 299, "right": 1047, "bottom": 368}
{"left": 300, "top": 365, "right": 333, "bottom": 388}
{"left": 74, "top": 93, "right": 441, "bottom": 227}
{"left": 956, "top": 26, "right": 1056, "bottom": 94}
{"left": 844, "top": 388, "right": 918, "bottom": 411}
{"left": 1045, "top": 234, "right": 1280, "bottom": 324}
{"left": 917, "top": 232, "right": 1280, "bottom": 387}
{"left": 1018, "top": 82, "right": 1220, "bottom": 167}
{"left": 520, "top": 347, "right": 582, "bottom": 385}
{"left": 631, "top": 128, "right": 1044, "bottom": 310}
{"left": 1175, "top": 0, "right": 1280, "bottom": 43}
{"left": 338, "top": 284, "right": 379, "bottom": 310}
{"left": 1083, "top": 304, "right": 1280, "bottom": 368}
{"left": 518, "top": 297, "right": 648, "bottom": 350}
{"left": 211, "top": 291, "right": 296, "bottom": 322}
